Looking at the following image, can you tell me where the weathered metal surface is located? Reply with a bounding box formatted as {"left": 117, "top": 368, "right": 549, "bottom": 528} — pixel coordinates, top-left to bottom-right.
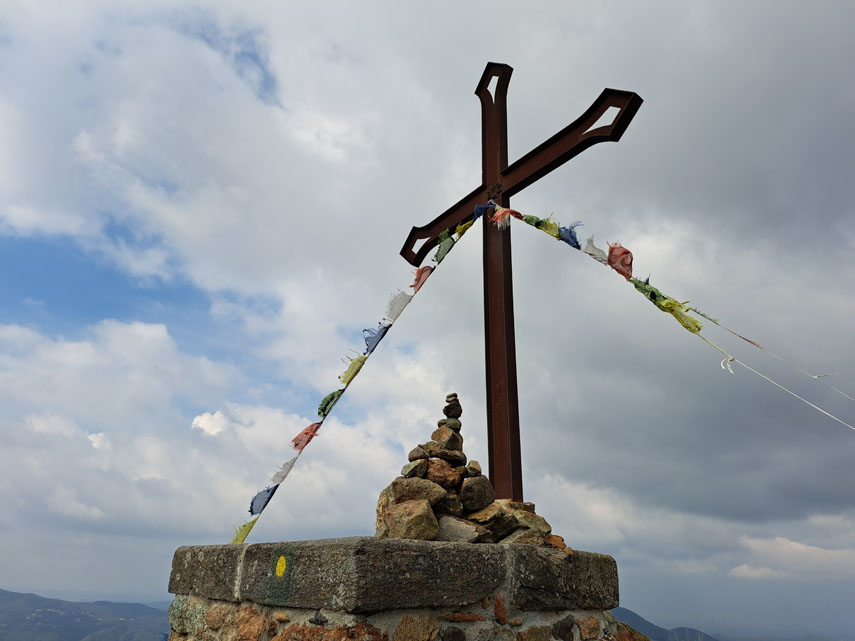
{"left": 400, "top": 62, "right": 642, "bottom": 501}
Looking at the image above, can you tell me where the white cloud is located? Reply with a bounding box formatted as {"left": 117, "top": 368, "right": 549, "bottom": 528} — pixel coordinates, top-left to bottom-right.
{"left": 735, "top": 536, "right": 855, "bottom": 579}
{"left": 47, "top": 487, "right": 105, "bottom": 520}
{"left": 25, "top": 414, "right": 81, "bottom": 438}
{"left": 729, "top": 564, "right": 788, "bottom": 580}
{"left": 0, "top": 5, "right": 854, "bottom": 637}
{"left": 191, "top": 410, "right": 229, "bottom": 436}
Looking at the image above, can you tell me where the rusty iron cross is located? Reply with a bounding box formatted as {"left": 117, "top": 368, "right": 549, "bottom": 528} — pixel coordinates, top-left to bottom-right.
{"left": 400, "top": 62, "right": 642, "bottom": 501}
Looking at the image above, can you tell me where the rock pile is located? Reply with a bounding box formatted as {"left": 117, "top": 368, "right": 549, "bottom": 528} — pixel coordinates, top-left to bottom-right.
{"left": 375, "top": 393, "right": 569, "bottom": 549}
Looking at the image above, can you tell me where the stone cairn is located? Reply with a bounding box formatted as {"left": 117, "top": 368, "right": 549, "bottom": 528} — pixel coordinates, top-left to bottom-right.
{"left": 376, "top": 393, "right": 569, "bottom": 549}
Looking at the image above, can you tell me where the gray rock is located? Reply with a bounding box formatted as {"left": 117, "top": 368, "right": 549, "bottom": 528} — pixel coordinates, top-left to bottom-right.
{"left": 552, "top": 615, "right": 575, "bottom": 641}
{"left": 476, "top": 628, "right": 514, "bottom": 641}
{"left": 442, "top": 627, "right": 466, "bottom": 641}
{"left": 408, "top": 446, "right": 428, "bottom": 461}
{"left": 466, "top": 503, "right": 519, "bottom": 540}
{"left": 433, "top": 491, "right": 463, "bottom": 516}
{"left": 168, "top": 545, "right": 244, "bottom": 602}
{"left": 390, "top": 477, "right": 447, "bottom": 505}
{"left": 401, "top": 459, "right": 428, "bottom": 478}
{"left": 421, "top": 441, "right": 467, "bottom": 466}
{"left": 508, "top": 545, "right": 619, "bottom": 610}
{"left": 444, "top": 418, "right": 462, "bottom": 432}
{"left": 382, "top": 499, "right": 438, "bottom": 540}
{"left": 375, "top": 485, "right": 393, "bottom": 537}
{"left": 443, "top": 401, "right": 463, "bottom": 419}
{"left": 431, "top": 425, "right": 463, "bottom": 451}
{"left": 460, "top": 475, "right": 495, "bottom": 513}
{"left": 169, "top": 537, "right": 618, "bottom": 613}
{"left": 445, "top": 392, "right": 458, "bottom": 403}
{"left": 309, "top": 610, "right": 328, "bottom": 625}
{"left": 425, "top": 457, "right": 462, "bottom": 489}
{"left": 435, "top": 515, "right": 488, "bottom": 543}
{"left": 466, "top": 460, "right": 482, "bottom": 477}
{"left": 498, "top": 529, "right": 548, "bottom": 546}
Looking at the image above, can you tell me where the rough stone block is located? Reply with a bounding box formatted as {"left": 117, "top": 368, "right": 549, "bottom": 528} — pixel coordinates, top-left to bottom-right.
{"left": 426, "top": 458, "right": 462, "bottom": 489}
{"left": 467, "top": 503, "right": 518, "bottom": 540}
{"left": 383, "top": 499, "right": 439, "bottom": 540}
{"left": 168, "top": 545, "right": 243, "bottom": 602}
{"left": 431, "top": 426, "right": 463, "bottom": 451}
{"left": 390, "top": 477, "right": 447, "bottom": 505}
{"left": 508, "top": 545, "right": 619, "bottom": 611}
{"left": 435, "top": 515, "right": 485, "bottom": 543}
{"left": 168, "top": 537, "right": 618, "bottom": 614}
{"left": 459, "top": 476, "right": 495, "bottom": 513}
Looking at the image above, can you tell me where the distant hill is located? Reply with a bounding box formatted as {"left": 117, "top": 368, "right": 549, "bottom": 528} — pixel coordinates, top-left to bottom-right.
{"left": 0, "top": 589, "right": 169, "bottom": 641}
{"left": 1, "top": 590, "right": 840, "bottom": 641}
{"left": 613, "top": 607, "right": 719, "bottom": 641}
{"left": 611, "top": 608, "right": 843, "bottom": 641}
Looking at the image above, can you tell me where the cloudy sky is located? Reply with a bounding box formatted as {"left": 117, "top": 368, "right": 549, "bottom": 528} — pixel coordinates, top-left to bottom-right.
{"left": 1, "top": 1, "right": 854, "bottom": 637}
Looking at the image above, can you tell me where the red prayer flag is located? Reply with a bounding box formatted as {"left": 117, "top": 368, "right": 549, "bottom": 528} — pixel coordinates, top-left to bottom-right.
{"left": 489, "top": 207, "right": 523, "bottom": 229}
{"left": 607, "top": 242, "right": 633, "bottom": 280}
{"left": 410, "top": 266, "right": 434, "bottom": 293}
{"left": 291, "top": 422, "right": 322, "bottom": 452}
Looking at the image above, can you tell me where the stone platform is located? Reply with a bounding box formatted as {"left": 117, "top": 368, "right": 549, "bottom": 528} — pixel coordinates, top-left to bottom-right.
{"left": 167, "top": 537, "right": 638, "bottom": 641}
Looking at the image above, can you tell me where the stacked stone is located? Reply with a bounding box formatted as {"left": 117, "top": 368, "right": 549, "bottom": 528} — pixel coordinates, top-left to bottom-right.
{"left": 376, "top": 393, "right": 568, "bottom": 549}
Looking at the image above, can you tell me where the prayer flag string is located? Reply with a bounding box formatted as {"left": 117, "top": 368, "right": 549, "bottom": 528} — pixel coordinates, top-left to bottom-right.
{"left": 229, "top": 199, "right": 853, "bottom": 544}
{"left": 229, "top": 206, "right": 471, "bottom": 543}
{"left": 476, "top": 200, "right": 853, "bottom": 432}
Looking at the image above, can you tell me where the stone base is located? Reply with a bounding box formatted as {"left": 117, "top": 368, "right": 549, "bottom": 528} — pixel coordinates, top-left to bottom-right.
{"left": 167, "top": 537, "right": 635, "bottom": 641}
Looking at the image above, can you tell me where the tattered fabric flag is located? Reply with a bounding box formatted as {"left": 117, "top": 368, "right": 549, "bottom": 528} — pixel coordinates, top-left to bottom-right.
{"left": 363, "top": 322, "right": 391, "bottom": 355}
{"left": 489, "top": 206, "right": 523, "bottom": 230}
{"left": 339, "top": 354, "right": 367, "bottom": 386}
{"left": 607, "top": 242, "right": 633, "bottom": 281}
{"left": 434, "top": 230, "right": 455, "bottom": 264}
{"left": 230, "top": 516, "right": 259, "bottom": 544}
{"left": 386, "top": 291, "right": 412, "bottom": 322}
{"left": 660, "top": 299, "right": 703, "bottom": 333}
{"left": 522, "top": 214, "right": 560, "bottom": 239}
{"left": 293, "top": 421, "right": 323, "bottom": 451}
{"left": 249, "top": 484, "right": 279, "bottom": 515}
{"left": 271, "top": 456, "right": 298, "bottom": 484}
{"left": 630, "top": 278, "right": 703, "bottom": 333}
{"left": 410, "top": 266, "right": 434, "bottom": 293}
{"left": 318, "top": 388, "right": 344, "bottom": 418}
{"left": 472, "top": 203, "right": 495, "bottom": 221}
{"left": 558, "top": 222, "right": 583, "bottom": 249}
{"left": 582, "top": 236, "right": 608, "bottom": 264}
{"left": 455, "top": 219, "right": 475, "bottom": 240}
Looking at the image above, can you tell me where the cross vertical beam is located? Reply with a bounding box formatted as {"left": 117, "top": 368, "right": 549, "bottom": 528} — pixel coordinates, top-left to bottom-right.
{"left": 477, "top": 65, "right": 523, "bottom": 500}
{"left": 399, "top": 63, "right": 642, "bottom": 501}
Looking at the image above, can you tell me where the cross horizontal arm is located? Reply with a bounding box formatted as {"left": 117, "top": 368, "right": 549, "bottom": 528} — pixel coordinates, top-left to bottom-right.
{"left": 399, "top": 88, "right": 642, "bottom": 267}
{"left": 399, "top": 184, "right": 488, "bottom": 266}
{"left": 501, "top": 89, "right": 642, "bottom": 198}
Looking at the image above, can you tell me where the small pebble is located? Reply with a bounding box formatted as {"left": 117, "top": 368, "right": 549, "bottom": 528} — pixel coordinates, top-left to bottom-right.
{"left": 309, "top": 611, "right": 328, "bottom": 625}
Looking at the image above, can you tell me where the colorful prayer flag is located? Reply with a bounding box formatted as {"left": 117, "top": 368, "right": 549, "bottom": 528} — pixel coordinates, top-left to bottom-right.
{"left": 363, "top": 322, "right": 391, "bottom": 355}
{"left": 410, "top": 266, "right": 434, "bottom": 293}
{"left": 293, "top": 421, "right": 323, "bottom": 451}
{"left": 249, "top": 484, "right": 279, "bottom": 515}
{"left": 608, "top": 242, "right": 633, "bottom": 280}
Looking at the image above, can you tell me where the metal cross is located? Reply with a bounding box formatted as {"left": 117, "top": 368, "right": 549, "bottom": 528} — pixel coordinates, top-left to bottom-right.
{"left": 400, "top": 62, "right": 642, "bottom": 501}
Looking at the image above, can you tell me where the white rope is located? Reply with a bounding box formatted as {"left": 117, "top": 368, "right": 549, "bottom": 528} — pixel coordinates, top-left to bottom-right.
{"left": 696, "top": 334, "right": 855, "bottom": 432}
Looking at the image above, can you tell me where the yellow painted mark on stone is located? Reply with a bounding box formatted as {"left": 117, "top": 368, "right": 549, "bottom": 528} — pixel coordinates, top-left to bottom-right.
{"left": 275, "top": 555, "right": 287, "bottom": 578}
